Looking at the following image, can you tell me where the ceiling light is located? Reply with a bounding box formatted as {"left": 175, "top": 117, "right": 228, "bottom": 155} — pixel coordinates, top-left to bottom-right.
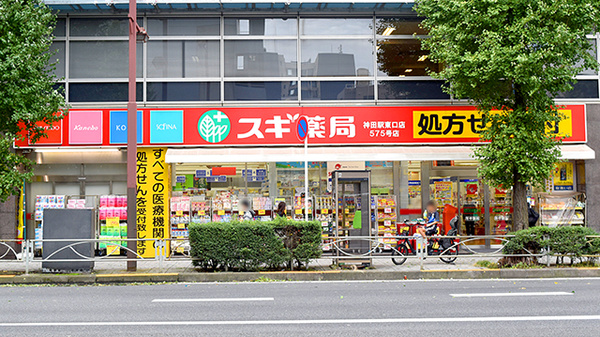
{"left": 417, "top": 55, "right": 429, "bottom": 62}
{"left": 405, "top": 69, "right": 413, "bottom": 73}
{"left": 382, "top": 27, "right": 396, "bottom": 36}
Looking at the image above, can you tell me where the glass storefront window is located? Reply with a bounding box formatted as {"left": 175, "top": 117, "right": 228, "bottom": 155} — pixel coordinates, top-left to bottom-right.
{"left": 69, "top": 41, "right": 142, "bottom": 78}
{"left": 375, "top": 17, "right": 427, "bottom": 36}
{"left": 224, "top": 18, "right": 297, "bottom": 36}
{"left": 224, "top": 81, "right": 298, "bottom": 101}
{"left": 224, "top": 40, "right": 297, "bottom": 77}
{"left": 70, "top": 18, "right": 129, "bottom": 36}
{"left": 300, "top": 18, "right": 373, "bottom": 36}
{"left": 377, "top": 39, "right": 441, "bottom": 77}
{"left": 47, "top": 41, "right": 65, "bottom": 78}
{"left": 378, "top": 81, "right": 450, "bottom": 100}
{"left": 147, "top": 17, "right": 220, "bottom": 36}
{"left": 301, "top": 40, "right": 374, "bottom": 76}
{"left": 555, "top": 80, "right": 600, "bottom": 99}
{"left": 147, "top": 82, "right": 220, "bottom": 101}
{"left": 53, "top": 18, "right": 66, "bottom": 36}
{"left": 301, "top": 81, "right": 374, "bottom": 100}
{"left": 69, "top": 82, "right": 142, "bottom": 102}
{"left": 148, "top": 41, "right": 220, "bottom": 78}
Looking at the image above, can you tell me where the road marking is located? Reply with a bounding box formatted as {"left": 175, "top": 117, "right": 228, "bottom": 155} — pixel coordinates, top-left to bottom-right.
{"left": 152, "top": 297, "right": 274, "bottom": 303}
{"left": 2, "top": 315, "right": 600, "bottom": 327}
{"left": 450, "top": 291, "right": 573, "bottom": 298}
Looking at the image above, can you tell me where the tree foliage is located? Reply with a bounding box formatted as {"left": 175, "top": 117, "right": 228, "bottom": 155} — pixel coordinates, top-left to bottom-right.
{"left": 0, "top": 0, "right": 67, "bottom": 202}
{"left": 416, "top": 0, "right": 600, "bottom": 230}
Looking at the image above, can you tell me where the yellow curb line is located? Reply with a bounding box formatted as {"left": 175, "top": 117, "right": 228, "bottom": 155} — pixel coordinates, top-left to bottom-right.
{"left": 422, "top": 269, "right": 497, "bottom": 272}
{"left": 96, "top": 273, "right": 179, "bottom": 278}
{"left": 259, "top": 270, "right": 342, "bottom": 274}
{"left": 575, "top": 267, "right": 600, "bottom": 270}
{"left": 0, "top": 275, "right": 16, "bottom": 278}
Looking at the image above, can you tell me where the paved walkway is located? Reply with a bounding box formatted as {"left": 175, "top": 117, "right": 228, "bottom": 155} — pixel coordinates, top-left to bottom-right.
{"left": 0, "top": 255, "right": 501, "bottom": 275}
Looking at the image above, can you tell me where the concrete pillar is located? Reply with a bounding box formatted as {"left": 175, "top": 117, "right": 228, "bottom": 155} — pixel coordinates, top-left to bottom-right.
{"left": 585, "top": 103, "right": 600, "bottom": 231}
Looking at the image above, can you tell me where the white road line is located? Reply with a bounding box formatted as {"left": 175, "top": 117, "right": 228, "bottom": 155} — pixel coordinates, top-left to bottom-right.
{"left": 1, "top": 315, "right": 600, "bottom": 327}
{"left": 450, "top": 291, "right": 573, "bottom": 298}
{"left": 151, "top": 297, "right": 274, "bottom": 303}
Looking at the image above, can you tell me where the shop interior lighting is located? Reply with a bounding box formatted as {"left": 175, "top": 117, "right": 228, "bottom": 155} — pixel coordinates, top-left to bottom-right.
{"left": 382, "top": 27, "right": 396, "bottom": 36}
{"left": 34, "top": 148, "right": 120, "bottom": 153}
{"left": 405, "top": 69, "right": 413, "bottom": 73}
{"left": 417, "top": 55, "right": 429, "bottom": 62}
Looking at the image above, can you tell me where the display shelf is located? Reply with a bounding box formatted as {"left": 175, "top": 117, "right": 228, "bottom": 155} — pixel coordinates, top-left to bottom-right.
{"left": 98, "top": 195, "right": 127, "bottom": 255}
{"left": 34, "top": 195, "right": 66, "bottom": 250}
{"left": 539, "top": 192, "right": 586, "bottom": 227}
{"left": 252, "top": 196, "right": 273, "bottom": 221}
{"left": 211, "top": 192, "right": 237, "bottom": 222}
{"left": 374, "top": 195, "right": 397, "bottom": 250}
{"left": 315, "top": 196, "right": 335, "bottom": 251}
{"left": 293, "top": 196, "right": 314, "bottom": 220}
{"left": 190, "top": 197, "right": 211, "bottom": 224}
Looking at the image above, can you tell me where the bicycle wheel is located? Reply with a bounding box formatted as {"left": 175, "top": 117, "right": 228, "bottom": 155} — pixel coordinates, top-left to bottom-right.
{"left": 391, "top": 243, "right": 410, "bottom": 265}
{"left": 439, "top": 242, "right": 459, "bottom": 264}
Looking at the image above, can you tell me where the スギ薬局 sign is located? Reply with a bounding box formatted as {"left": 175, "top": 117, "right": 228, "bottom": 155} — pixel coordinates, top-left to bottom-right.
{"left": 15, "top": 105, "right": 587, "bottom": 147}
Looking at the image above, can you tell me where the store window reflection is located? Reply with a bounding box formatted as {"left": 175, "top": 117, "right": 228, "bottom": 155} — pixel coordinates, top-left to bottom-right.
{"left": 224, "top": 40, "right": 297, "bottom": 77}
{"left": 300, "top": 18, "right": 373, "bottom": 36}
{"left": 302, "top": 81, "right": 374, "bottom": 100}
{"left": 301, "top": 40, "right": 374, "bottom": 77}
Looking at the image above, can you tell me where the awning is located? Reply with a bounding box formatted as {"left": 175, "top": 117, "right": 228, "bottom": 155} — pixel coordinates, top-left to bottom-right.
{"left": 165, "top": 144, "right": 595, "bottom": 163}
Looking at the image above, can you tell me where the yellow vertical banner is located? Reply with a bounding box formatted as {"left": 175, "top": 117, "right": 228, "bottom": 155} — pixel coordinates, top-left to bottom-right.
{"left": 136, "top": 148, "right": 170, "bottom": 258}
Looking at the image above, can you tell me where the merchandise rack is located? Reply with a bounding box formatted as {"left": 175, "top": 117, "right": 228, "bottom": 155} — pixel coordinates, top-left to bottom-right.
{"left": 293, "top": 195, "right": 314, "bottom": 220}
{"left": 538, "top": 192, "right": 586, "bottom": 227}
{"left": 315, "top": 196, "right": 335, "bottom": 251}
{"left": 373, "top": 195, "right": 397, "bottom": 251}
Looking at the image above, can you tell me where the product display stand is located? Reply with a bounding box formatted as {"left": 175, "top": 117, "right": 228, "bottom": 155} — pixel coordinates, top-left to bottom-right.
{"left": 252, "top": 196, "right": 273, "bottom": 221}
{"left": 190, "top": 197, "right": 211, "bottom": 224}
{"left": 315, "top": 196, "right": 335, "bottom": 251}
{"left": 538, "top": 192, "right": 586, "bottom": 227}
{"left": 34, "top": 195, "right": 66, "bottom": 254}
{"left": 212, "top": 192, "right": 236, "bottom": 222}
{"left": 98, "top": 195, "right": 127, "bottom": 255}
{"left": 293, "top": 195, "right": 313, "bottom": 221}
{"left": 374, "top": 195, "right": 397, "bottom": 251}
{"left": 170, "top": 195, "right": 191, "bottom": 254}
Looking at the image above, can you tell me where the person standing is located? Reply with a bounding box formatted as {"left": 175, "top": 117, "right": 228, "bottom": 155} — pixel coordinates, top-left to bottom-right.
{"left": 240, "top": 199, "right": 255, "bottom": 221}
{"left": 275, "top": 201, "right": 286, "bottom": 218}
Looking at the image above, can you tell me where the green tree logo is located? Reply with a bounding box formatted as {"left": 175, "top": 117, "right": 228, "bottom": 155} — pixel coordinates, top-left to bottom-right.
{"left": 198, "top": 110, "right": 230, "bottom": 143}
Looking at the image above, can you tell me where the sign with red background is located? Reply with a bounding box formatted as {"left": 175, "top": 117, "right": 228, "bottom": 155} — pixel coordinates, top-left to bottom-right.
{"left": 15, "top": 105, "right": 587, "bottom": 148}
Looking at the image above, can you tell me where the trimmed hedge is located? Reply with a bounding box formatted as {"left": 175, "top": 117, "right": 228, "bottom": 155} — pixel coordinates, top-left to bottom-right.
{"left": 189, "top": 217, "right": 322, "bottom": 271}
{"left": 502, "top": 226, "right": 600, "bottom": 265}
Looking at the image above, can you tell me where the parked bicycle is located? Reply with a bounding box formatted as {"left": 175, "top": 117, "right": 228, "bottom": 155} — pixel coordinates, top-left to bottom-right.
{"left": 391, "top": 217, "right": 460, "bottom": 265}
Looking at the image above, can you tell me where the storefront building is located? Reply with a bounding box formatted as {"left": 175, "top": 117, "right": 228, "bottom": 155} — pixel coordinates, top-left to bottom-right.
{"left": 6, "top": 1, "right": 600, "bottom": 253}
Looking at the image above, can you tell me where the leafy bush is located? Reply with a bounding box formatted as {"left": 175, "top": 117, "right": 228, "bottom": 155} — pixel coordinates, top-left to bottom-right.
{"left": 502, "top": 226, "right": 600, "bottom": 265}
{"left": 189, "top": 219, "right": 322, "bottom": 272}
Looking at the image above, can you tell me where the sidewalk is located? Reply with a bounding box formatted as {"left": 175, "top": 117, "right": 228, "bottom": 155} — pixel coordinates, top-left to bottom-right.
{"left": 0, "top": 256, "right": 599, "bottom": 284}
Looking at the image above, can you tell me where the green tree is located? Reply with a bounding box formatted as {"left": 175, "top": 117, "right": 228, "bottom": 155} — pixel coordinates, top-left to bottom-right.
{"left": 0, "top": 0, "right": 67, "bottom": 202}
{"left": 416, "top": 0, "right": 600, "bottom": 230}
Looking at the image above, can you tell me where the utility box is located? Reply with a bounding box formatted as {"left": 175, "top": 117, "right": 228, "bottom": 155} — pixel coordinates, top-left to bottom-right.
{"left": 42, "top": 209, "right": 94, "bottom": 272}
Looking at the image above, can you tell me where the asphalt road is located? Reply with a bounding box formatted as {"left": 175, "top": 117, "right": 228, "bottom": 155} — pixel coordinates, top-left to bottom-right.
{"left": 0, "top": 278, "right": 599, "bottom": 336}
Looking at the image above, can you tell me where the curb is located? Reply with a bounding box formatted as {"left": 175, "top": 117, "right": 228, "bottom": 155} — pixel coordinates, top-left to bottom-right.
{"left": 0, "top": 268, "right": 599, "bottom": 284}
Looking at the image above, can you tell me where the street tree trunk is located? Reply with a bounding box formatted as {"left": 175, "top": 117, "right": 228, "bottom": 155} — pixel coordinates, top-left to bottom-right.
{"left": 512, "top": 169, "right": 528, "bottom": 231}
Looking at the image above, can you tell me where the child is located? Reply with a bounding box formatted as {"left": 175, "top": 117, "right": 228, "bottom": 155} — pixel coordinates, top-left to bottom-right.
{"left": 418, "top": 200, "right": 440, "bottom": 240}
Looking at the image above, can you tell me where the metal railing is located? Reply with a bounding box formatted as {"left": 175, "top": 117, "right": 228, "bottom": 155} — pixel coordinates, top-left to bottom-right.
{"left": 0, "top": 234, "right": 598, "bottom": 274}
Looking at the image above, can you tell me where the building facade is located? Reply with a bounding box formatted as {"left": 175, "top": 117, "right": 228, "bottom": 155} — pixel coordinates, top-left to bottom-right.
{"left": 4, "top": 1, "right": 600, "bottom": 253}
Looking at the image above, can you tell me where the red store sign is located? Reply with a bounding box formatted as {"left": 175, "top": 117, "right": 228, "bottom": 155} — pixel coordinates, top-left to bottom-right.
{"left": 15, "top": 105, "right": 587, "bottom": 147}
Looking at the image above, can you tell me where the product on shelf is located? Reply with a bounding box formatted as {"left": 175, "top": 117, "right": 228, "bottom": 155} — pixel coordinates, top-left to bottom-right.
{"left": 293, "top": 196, "right": 313, "bottom": 220}
{"left": 190, "top": 197, "right": 211, "bottom": 223}
{"left": 34, "top": 195, "right": 66, "bottom": 249}
{"left": 98, "top": 195, "right": 128, "bottom": 254}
